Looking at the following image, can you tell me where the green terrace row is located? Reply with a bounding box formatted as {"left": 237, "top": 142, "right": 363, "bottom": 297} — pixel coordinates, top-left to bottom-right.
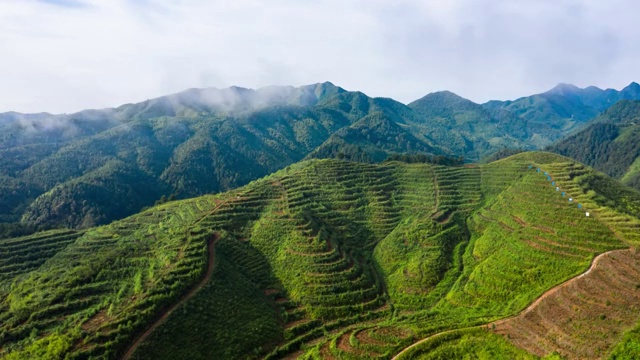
{"left": 532, "top": 161, "right": 640, "bottom": 245}
{"left": 6, "top": 155, "right": 638, "bottom": 359}
{"left": 0, "top": 197, "right": 218, "bottom": 360}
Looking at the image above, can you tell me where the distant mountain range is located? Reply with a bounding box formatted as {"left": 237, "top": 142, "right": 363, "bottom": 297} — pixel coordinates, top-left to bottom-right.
{"left": 549, "top": 99, "right": 640, "bottom": 190}
{"left": 1, "top": 81, "right": 639, "bottom": 229}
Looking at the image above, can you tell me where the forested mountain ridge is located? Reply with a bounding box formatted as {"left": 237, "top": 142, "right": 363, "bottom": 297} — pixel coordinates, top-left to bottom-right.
{"left": 2, "top": 81, "right": 640, "bottom": 230}
{"left": 0, "top": 83, "right": 449, "bottom": 229}
{"left": 548, "top": 99, "right": 640, "bottom": 190}
{"left": 408, "top": 91, "right": 531, "bottom": 159}
{"left": 483, "top": 82, "right": 640, "bottom": 147}
{"left": 403, "top": 82, "right": 640, "bottom": 160}
{"left": 2, "top": 152, "right": 640, "bottom": 359}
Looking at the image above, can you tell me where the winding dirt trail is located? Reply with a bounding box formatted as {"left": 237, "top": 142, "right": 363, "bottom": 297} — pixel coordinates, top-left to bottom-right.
{"left": 121, "top": 232, "right": 219, "bottom": 360}
{"left": 391, "top": 248, "right": 630, "bottom": 360}
{"left": 496, "top": 248, "right": 629, "bottom": 322}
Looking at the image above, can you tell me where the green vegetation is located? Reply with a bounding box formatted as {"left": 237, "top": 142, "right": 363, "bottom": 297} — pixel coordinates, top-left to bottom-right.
{"left": 0, "top": 195, "right": 222, "bottom": 359}
{"left": 306, "top": 112, "right": 443, "bottom": 163}
{"left": 485, "top": 82, "right": 640, "bottom": 147}
{"left": 1, "top": 151, "right": 639, "bottom": 359}
{"left": 408, "top": 91, "right": 532, "bottom": 158}
{"left": 610, "top": 325, "right": 640, "bottom": 359}
{"left": 0, "top": 83, "right": 445, "bottom": 229}
{"left": 397, "top": 328, "right": 538, "bottom": 360}
{"left": 479, "top": 148, "right": 525, "bottom": 164}
{"left": 4, "top": 81, "right": 639, "bottom": 231}
{"left": 549, "top": 100, "right": 640, "bottom": 191}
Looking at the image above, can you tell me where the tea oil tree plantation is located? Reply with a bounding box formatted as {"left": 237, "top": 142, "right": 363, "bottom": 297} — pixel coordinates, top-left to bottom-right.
{"left": 1, "top": 152, "right": 640, "bottom": 359}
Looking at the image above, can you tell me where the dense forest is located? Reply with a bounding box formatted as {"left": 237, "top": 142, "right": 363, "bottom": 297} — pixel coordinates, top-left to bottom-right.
{"left": 548, "top": 100, "right": 640, "bottom": 190}
{"left": 1, "top": 81, "right": 639, "bottom": 231}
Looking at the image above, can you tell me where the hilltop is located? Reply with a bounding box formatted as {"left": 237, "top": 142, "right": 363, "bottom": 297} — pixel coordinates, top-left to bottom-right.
{"left": 1, "top": 152, "right": 640, "bottom": 359}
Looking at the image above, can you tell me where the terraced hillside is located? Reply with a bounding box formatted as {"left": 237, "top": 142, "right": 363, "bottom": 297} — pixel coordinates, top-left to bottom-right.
{"left": 1, "top": 152, "right": 640, "bottom": 359}
{"left": 494, "top": 248, "right": 640, "bottom": 359}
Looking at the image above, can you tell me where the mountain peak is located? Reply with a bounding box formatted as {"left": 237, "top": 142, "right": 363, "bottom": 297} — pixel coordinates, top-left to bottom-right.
{"left": 304, "top": 81, "right": 345, "bottom": 94}
{"left": 430, "top": 90, "right": 464, "bottom": 98}
{"left": 408, "top": 90, "right": 477, "bottom": 111}
{"left": 546, "top": 83, "right": 581, "bottom": 95}
{"left": 622, "top": 82, "right": 640, "bottom": 93}
{"left": 318, "top": 81, "right": 336, "bottom": 87}
{"left": 411, "top": 90, "right": 469, "bottom": 103}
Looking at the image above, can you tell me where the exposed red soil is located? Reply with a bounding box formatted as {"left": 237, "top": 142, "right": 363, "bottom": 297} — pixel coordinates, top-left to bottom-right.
{"left": 512, "top": 215, "right": 527, "bottom": 227}
{"left": 284, "top": 318, "right": 310, "bottom": 330}
{"left": 337, "top": 332, "right": 356, "bottom": 353}
{"left": 263, "top": 288, "right": 280, "bottom": 296}
{"left": 532, "top": 235, "right": 594, "bottom": 253}
{"left": 81, "top": 309, "right": 109, "bottom": 332}
{"left": 392, "top": 249, "right": 633, "bottom": 360}
{"left": 477, "top": 211, "right": 515, "bottom": 232}
{"left": 523, "top": 238, "right": 583, "bottom": 258}
{"left": 355, "top": 329, "right": 385, "bottom": 346}
{"left": 497, "top": 221, "right": 514, "bottom": 232}
{"left": 531, "top": 224, "right": 556, "bottom": 235}
{"left": 494, "top": 248, "right": 640, "bottom": 359}
{"left": 433, "top": 209, "right": 454, "bottom": 224}
{"left": 319, "top": 340, "right": 335, "bottom": 360}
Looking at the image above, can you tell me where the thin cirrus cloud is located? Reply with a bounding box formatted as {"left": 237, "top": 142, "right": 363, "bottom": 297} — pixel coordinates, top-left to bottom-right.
{"left": 1, "top": 0, "right": 639, "bottom": 113}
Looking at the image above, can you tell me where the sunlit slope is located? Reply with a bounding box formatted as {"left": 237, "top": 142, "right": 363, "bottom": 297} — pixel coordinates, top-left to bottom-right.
{"left": 394, "top": 153, "right": 640, "bottom": 360}
{"left": 1, "top": 152, "right": 640, "bottom": 359}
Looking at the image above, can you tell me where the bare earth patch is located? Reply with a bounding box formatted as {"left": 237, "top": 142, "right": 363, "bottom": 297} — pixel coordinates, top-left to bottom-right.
{"left": 494, "top": 248, "right": 640, "bottom": 359}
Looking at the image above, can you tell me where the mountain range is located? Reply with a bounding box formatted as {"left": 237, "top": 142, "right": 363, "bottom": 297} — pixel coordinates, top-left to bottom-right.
{"left": 1, "top": 81, "right": 639, "bottom": 231}
{"left": 549, "top": 99, "right": 640, "bottom": 190}
{"left": 2, "top": 79, "right": 640, "bottom": 359}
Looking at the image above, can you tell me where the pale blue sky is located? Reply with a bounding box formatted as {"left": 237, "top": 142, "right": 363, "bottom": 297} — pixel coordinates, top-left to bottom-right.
{"left": 1, "top": 0, "right": 639, "bottom": 113}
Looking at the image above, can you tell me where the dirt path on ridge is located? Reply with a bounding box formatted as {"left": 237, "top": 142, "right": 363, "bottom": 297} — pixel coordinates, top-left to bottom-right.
{"left": 121, "top": 232, "right": 220, "bottom": 360}
{"left": 391, "top": 248, "right": 630, "bottom": 360}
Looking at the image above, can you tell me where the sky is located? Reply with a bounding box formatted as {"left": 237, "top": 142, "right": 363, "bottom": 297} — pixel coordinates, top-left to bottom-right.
{"left": 1, "top": 0, "right": 640, "bottom": 113}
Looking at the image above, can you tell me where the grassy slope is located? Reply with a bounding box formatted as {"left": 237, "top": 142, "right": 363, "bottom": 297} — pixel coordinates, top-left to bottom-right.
{"left": 1, "top": 152, "right": 640, "bottom": 359}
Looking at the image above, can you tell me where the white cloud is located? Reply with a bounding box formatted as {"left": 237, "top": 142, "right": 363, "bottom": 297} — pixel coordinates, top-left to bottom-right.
{"left": 1, "top": 0, "right": 639, "bottom": 113}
